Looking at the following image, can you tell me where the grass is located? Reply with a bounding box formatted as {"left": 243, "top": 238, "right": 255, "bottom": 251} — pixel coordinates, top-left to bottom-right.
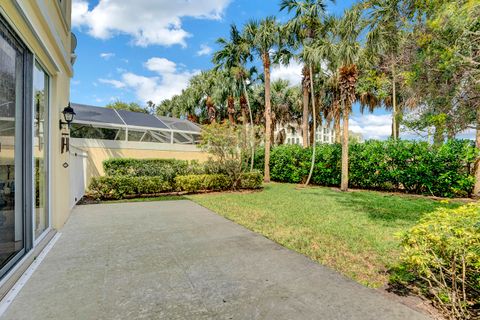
{"left": 187, "top": 183, "right": 461, "bottom": 288}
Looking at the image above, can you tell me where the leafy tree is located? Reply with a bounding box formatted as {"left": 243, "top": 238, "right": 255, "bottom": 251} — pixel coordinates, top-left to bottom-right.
{"left": 106, "top": 100, "right": 147, "bottom": 113}
{"left": 365, "top": 0, "right": 406, "bottom": 139}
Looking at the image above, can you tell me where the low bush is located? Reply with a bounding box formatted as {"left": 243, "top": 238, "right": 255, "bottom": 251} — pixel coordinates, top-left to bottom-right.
{"left": 88, "top": 176, "right": 172, "bottom": 200}
{"left": 254, "top": 139, "right": 476, "bottom": 197}
{"left": 175, "top": 174, "right": 232, "bottom": 193}
{"left": 239, "top": 171, "right": 263, "bottom": 189}
{"left": 396, "top": 203, "right": 480, "bottom": 319}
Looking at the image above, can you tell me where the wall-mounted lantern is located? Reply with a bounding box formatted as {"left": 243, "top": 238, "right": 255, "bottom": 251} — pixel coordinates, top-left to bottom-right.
{"left": 60, "top": 103, "right": 75, "bottom": 154}
{"left": 59, "top": 103, "right": 76, "bottom": 130}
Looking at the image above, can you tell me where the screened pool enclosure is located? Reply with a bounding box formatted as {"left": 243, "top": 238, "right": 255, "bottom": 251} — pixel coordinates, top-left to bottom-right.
{"left": 70, "top": 103, "right": 201, "bottom": 144}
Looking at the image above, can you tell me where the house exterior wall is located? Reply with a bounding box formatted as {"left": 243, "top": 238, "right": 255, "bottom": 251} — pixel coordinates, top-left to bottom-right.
{"left": 1, "top": 0, "right": 73, "bottom": 230}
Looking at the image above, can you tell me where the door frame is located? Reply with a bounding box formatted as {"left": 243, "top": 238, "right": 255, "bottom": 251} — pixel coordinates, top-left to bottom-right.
{"left": 0, "top": 14, "right": 34, "bottom": 280}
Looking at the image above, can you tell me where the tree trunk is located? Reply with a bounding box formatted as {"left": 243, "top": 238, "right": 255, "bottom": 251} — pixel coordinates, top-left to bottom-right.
{"left": 341, "top": 101, "right": 349, "bottom": 192}
{"left": 309, "top": 121, "right": 315, "bottom": 146}
{"left": 302, "top": 65, "right": 310, "bottom": 148}
{"left": 392, "top": 62, "right": 398, "bottom": 140}
{"left": 206, "top": 96, "right": 216, "bottom": 124}
{"left": 227, "top": 96, "right": 235, "bottom": 124}
{"left": 473, "top": 106, "right": 480, "bottom": 197}
{"left": 334, "top": 99, "right": 341, "bottom": 143}
{"left": 433, "top": 124, "right": 444, "bottom": 146}
{"left": 271, "top": 113, "right": 276, "bottom": 146}
{"left": 240, "top": 95, "right": 248, "bottom": 126}
{"left": 263, "top": 54, "right": 272, "bottom": 182}
{"left": 242, "top": 81, "right": 255, "bottom": 171}
{"left": 305, "top": 64, "right": 317, "bottom": 186}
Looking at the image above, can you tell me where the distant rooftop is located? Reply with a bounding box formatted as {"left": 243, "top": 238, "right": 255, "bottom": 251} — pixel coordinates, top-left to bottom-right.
{"left": 71, "top": 103, "right": 201, "bottom": 134}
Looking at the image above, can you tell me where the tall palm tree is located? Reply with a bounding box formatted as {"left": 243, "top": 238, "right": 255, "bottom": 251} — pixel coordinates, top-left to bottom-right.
{"left": 213, "top": 24, "right": 257, "bottom": 169}
{"left": 336, "top": 7, "right": 363, "bottom": 191}
{"left": 280, "top": 0, "right": 328, "bottom": 148}
{"left": 365, "top": 0, "right": 404, "bottom": 139}
{"left": 244, "top": 17, "right": 283, "bottom": 182}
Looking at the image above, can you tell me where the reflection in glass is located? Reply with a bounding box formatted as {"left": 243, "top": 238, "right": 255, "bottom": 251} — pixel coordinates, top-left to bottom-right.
{"left": 0, "top": 30, "right": 24, "bottom": 270}
{"left": 33, "top": 62, "right": 49, "bottom": 239}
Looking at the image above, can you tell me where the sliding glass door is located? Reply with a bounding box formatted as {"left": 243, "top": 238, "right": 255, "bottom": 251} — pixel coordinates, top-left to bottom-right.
{"left": 0, "top": 18, "right": 32, "bottom": 279}
{"left": 33, "top": 62, "right": 49, "bottom": 240}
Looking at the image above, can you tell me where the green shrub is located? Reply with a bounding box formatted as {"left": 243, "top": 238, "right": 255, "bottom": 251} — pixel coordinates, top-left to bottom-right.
{"left": 175, "top": 174, "right": 232, "bottom": 193}
{"left": 239, "top": 171, "right": 263, "bottom": 189}
{"left": 88, "top": 176, "right": 172, "bottom": 200}
{"left": 103, "top": 158, "right": 204, "bottom": 183}
{"left": 397, "top": 203, "right": 480, "bottom": 319}
{"left": 254, "top": 139, "right": 476, "bottom": 197}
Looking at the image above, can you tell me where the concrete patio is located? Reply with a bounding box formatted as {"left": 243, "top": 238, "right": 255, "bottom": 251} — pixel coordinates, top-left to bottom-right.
{"left": 1, "top": 201, "right": 428, "bottom": 319}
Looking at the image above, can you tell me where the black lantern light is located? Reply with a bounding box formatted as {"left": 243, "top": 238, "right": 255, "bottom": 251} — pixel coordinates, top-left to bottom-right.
{"left": 59, "top": 103, "right": 76, "bottom": 130}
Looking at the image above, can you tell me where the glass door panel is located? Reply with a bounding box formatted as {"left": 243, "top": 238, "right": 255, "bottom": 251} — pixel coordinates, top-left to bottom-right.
{"left": 0, "top": 28, "right": 24, "bottom": 272}
{"left": 33, "top": 62, "right": 49, "bottom": 239}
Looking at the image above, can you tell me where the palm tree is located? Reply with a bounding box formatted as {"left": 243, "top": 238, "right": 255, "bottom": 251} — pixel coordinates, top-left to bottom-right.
{"left": 244, "top": 17, "right": 283, "bottom": 182}
{"left": 336, "top": 7, "right": 363, "bottom": 192}
{"left": 213, "top": 24, "right": 257, "bottom": 169}
{"left": 280, "top": 0, "right": 328, "bottom": 148}
{"left": 365, "top": 0, "right": 404, "bottom": 139}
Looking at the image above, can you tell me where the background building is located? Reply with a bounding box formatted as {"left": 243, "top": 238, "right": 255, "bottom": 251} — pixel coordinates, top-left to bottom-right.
{"left": 277, "top": 123, "right": 336, "bottom": 146}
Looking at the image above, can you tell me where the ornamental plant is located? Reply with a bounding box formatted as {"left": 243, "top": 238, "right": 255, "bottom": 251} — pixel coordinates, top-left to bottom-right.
{"left": 398, "top": 203, "right": 480, "bottom": 319}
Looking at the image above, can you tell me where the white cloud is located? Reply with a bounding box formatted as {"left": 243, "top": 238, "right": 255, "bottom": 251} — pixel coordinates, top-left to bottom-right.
{"left": 197, "top": 44, "right": 213, "bottom": 56}
{"left": 349, "top": 114, "right": 393, "bottom": 140}
{"left": 100, "top": 57, "right": 199, "bottom": 103}
{"left": 144, "top": 57, "right": 177, "bottom": 74}
{"left": 72, "top": 0, "right": 231, "bottom": 47}
{"left": 100, "top": 52, "right": 115, "bottom": 60}
{"left": 271, "top": 60, "right": 303, "bottom": 86}
{"left": 98, "top": 79, "right": 126, "bottom": 89}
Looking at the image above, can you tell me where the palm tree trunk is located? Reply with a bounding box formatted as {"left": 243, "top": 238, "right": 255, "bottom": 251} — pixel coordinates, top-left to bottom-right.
{"left": 263, "top": 54, "right": 272, "bottom": 182}
{"left": 392, "top": 62, "right": 398, "bottom": 140}
{"left": 206, "top": 96, "right": 216, "bottom": 124}
{"left": 227, "top": 96, "right": 235, "bottom": 124}
{"left": 302, "top": 65, "right": 310, "bottom": 148}
{"left": 243, "top": 80, "right": 255, "bottom": 171}
{"left": 473, "top": 106, "right": 480, "bottom": 197}
{"left": 305, "top": 64, "right": 317, "bottom": 186}
{"left": 334, "top": 99, "right": 341, "bottom": 143}
{"left": 341, "top": 100, "right": 349, "bottom": 191}
{"left": 240, "top": 95, "right": 248, "bottom": 126}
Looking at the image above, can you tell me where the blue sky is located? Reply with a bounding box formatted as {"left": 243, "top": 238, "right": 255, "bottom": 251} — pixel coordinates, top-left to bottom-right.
{"left": 70, "top": 0, "right": 401, "bottom": 140}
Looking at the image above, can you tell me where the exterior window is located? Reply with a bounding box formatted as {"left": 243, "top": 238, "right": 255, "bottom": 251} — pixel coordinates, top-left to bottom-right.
{"left": 33, "top": 62, "right": 49, "bottom": 239}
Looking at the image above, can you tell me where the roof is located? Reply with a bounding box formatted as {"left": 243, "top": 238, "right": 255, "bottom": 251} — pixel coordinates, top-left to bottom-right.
{"left": 71, "top": 103, "right": 201, "bottom": 134}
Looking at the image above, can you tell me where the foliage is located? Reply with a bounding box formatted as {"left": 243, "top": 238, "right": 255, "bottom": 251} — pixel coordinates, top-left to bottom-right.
{"left": 103, "top": 158, "right": 203, "bottom": 184}
{"left": 239, "top": 171, "right": 263, "bottom": 189}
{"left": 87, "top": 176, "right": 172, "bottom": 200}
{"left": 105, "top": 100, "right": 147, "bottom": 114}
{"left": 190, "top": 183, "right": 460, "bottom": 287}
{"left": 254, "top": 140, "right": 477, "bottom": 197}
{"left": 200, "top": 122, "right": 256, "bottom": 188}
{"left": 175, "top": 174, "right": 233, "bottom": 193}
{"left": 397, "top": 203, "right": 480, "bottom": 319}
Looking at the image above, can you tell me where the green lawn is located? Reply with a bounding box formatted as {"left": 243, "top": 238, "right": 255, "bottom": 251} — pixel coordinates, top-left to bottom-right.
{"left": 187, "top": 183, "right": 460, "bottom": 288}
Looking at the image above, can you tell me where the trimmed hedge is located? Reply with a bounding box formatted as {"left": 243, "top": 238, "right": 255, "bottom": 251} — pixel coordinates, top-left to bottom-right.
{"left": 88, "top": 171, "right": 263, "bottom": 200}
{"left": 239, "top": 171, "right": 264, "bottom": 189}
{"left": 88, "top": 176, "right": 172, "bottom": 200}
{"left": 103, "top": 158, "right": 204, "bottom": 183}
{"left": 175, "top": 174, "right": 232, "bottom": 192}
{"left": 254, "top": 140, "right": 477, "bottom": 197}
